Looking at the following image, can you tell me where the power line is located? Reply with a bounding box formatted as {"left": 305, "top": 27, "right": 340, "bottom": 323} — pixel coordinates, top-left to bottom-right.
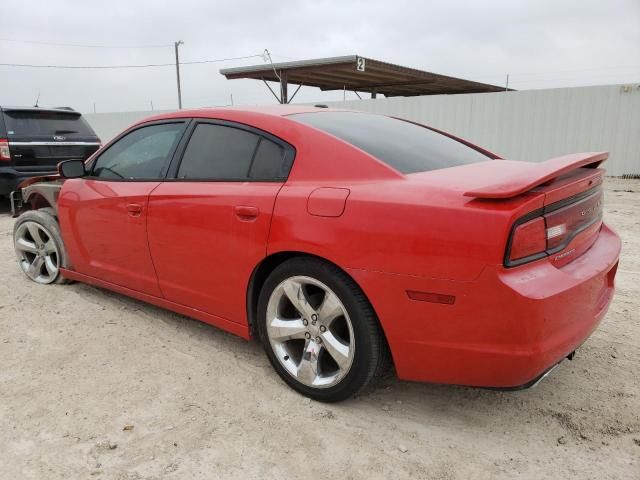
{"left": 0, "top": 54, "right": 265, "bottom": 70}
{"left": 0, "top": 37, "right": 172, "bottom": 49}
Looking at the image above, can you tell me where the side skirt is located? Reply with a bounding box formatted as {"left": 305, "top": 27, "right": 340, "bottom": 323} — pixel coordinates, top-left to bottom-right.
{"left": 59, "top": 268, "right": 251, "bottom": 340}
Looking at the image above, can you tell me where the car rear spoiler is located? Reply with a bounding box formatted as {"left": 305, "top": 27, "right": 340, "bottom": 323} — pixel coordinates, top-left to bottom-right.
{"left": 464, "top": 152, "right": 608, "bottom": 199}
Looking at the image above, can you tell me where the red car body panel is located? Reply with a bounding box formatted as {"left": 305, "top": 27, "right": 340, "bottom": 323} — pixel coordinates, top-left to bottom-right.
{"left": 52, "top": 106, "right": 621, "bottom": 388}
{"left": 146, "top": 181, "right": 282, "bottom": 323}
{"left": 58, "top": 179, "right": 163, "bottom": 296}
{"left": 348, "top": 224, "right": 619, "bottom": 386}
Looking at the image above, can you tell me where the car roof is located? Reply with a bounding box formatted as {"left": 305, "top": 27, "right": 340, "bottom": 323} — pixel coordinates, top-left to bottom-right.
{"left": 139, "top": 104, "right": 349, "bottom": 124}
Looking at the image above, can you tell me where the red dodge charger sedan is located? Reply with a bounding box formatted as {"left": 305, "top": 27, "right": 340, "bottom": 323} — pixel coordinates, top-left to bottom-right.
{"left": 11, "top": 106, "right": 621, "bottom": 402}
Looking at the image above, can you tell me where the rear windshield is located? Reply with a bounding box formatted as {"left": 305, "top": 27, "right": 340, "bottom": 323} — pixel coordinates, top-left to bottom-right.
{"left": 291, "top": 111, "right": 491, "bottom": 174}
{"left": 3, "top": 111, "right": 96, "bottom": 138}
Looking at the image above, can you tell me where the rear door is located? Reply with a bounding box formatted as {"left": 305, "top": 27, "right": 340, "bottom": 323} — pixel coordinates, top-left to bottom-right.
{"left": 3, "top": 109, "right": 100, "bottom": 172}
{"left": 58, "top": 121, "right": 187, "bottom": 295}
{"left": 147, "top": 120, "right": 294, "bottom": 323}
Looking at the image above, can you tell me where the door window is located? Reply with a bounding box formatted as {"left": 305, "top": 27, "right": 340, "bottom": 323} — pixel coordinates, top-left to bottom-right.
{"left": 92, "top": 123, "right": 184, "bottom": 180}
{"left": 249, "top": 138, "right": 287, "bottom": 179}
{"left": 177, "top": 123, "right": 289, "bottom": 181}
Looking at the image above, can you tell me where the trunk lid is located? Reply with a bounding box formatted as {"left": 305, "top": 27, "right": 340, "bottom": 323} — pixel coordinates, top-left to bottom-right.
{"left": 460, "top": 152, "right": 606, "bottom": 268}
{"left": 408, "top": 152, "right": 607, "bottom": 268}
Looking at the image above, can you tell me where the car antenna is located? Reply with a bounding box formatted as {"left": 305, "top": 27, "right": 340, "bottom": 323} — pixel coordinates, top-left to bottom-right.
{"left": 34, "top": 92, "right": 41, "bottom": 108}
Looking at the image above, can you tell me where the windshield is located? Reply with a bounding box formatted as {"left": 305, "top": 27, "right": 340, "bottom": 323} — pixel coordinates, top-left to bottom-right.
{"left": 3, "top": 111, "right": 96, "bottom": 138}
{"left": 291, "top": 111, "right": 491, "bottom": 174}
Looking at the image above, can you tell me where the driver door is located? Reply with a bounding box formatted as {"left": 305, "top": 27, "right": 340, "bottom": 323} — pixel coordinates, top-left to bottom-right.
{"left": 58, "top": 121, "right": 188, "bottom": 296}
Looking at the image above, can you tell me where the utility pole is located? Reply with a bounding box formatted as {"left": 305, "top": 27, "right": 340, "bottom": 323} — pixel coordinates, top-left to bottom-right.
{"left": 174, "top": 40, "right": 184, "bottom": 109}
{"left": 505, "top": 74, "right": 510, "bottom": 91}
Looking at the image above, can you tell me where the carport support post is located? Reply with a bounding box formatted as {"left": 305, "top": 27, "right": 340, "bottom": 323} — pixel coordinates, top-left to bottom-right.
{"left": 280, "top": 70, "right": 288, "bottom": 104}
{"left": 174, "top": 40, "right": 184, "bottom": 109}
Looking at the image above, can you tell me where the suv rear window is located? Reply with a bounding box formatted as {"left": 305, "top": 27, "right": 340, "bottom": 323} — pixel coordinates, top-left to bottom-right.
{"left": 3, "top": 111, "right": 96, "bottom": 138}
{"left": 291, "top": 111, "right": 490, "bottom": 174}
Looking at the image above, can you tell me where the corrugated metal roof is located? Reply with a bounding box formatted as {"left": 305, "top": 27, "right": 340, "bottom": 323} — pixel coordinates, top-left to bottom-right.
{"left": 220, "top": 55, "right": 510, "bottom": 97}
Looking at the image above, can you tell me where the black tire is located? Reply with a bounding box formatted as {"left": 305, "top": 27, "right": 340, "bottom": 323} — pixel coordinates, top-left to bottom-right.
{"left": 13, "top": 207, "right": 70, "bottom": 285}
{"left": 257, "top": 257, "right": 387, "bottom": 402}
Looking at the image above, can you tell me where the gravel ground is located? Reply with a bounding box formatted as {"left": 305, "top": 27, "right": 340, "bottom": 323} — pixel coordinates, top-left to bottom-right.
{"left": 0, "top": 178, "right": 638, "bottom": 480}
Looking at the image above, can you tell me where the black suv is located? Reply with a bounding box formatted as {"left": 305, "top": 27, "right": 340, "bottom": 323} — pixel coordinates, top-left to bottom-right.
{"left": 0, "top": 107, "right": 100, "bottom": 196}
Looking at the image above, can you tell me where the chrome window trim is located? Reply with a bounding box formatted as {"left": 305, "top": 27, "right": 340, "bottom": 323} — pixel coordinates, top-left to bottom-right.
{"left": 8, "top": 141, "right": 101, "bottom": 146}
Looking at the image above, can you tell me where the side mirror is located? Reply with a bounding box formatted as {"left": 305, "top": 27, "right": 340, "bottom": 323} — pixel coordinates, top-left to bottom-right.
{"left": 58, "top": 159, "right": 86, "bottom": 178}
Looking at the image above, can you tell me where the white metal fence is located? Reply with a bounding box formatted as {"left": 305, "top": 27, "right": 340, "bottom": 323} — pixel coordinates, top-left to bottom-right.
{"left": 84, "top": 84, "right": 640, "bottom": 176}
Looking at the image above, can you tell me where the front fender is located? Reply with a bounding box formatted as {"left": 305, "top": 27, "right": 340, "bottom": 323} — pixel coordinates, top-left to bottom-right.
{"left": 12, "top": 180, "right": 64, "bottom": 217}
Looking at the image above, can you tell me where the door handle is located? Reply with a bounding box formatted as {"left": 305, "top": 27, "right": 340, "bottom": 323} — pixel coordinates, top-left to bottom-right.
{"left": 234, "top": 205, "right": 259, "bottom": 221}
{"left": 127, "top": 203, "right": 143, "bottom": 216}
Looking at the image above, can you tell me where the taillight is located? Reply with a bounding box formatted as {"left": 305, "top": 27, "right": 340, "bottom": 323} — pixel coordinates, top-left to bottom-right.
{"left": 508, "top": 217, "right": 547, "bottom": 263}
{"left": 506, "top": 188, "right": 603, "bottom": 267}
{"left": 545, "top": 191, "right": 602, "bottom": 252}
{"left": 0, "top": 139, "right": 10, "bottom": 161}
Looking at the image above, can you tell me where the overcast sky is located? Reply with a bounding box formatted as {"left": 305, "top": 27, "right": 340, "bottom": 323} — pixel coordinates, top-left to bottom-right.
{"left": 1, "top": 0, "right": 638, "bottom": 113}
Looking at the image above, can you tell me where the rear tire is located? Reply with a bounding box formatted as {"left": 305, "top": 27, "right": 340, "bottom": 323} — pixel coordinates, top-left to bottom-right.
{"left": 257, "top": 257, "right": 386, "bottom": 402}
{"left": 13, "top": 208, "right": 70, "bottom": 285}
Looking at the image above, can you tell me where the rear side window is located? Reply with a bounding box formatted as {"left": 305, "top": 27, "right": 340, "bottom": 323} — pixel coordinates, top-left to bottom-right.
{"left": 291, "top": 111, "right": 490, "bottom": 174}
{"left": 177, "top": 123, "right": 289, "bottom": 181}
{"left": 249, "top": 139, "right": 286, "bottom": 179}
{"left": 92, "top": 123, "right": 184, "bottom": 180}
{"left": 178, "top": 124, "right": 258, "bottom": 180}
{"left": 3, "top": 111, "right": 96, "bottom": 138}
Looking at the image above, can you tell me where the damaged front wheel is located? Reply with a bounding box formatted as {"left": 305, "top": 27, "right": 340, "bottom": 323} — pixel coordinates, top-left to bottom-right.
{"left": 13, "top": 208, "right": 70, "bottom": 285}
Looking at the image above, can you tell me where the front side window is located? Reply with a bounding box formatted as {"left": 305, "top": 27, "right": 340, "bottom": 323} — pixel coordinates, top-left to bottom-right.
{"left": 92, "top": 123, "right": 184, "bottom": 180}
{"left": 177, "top": 123, "right": 290, "bottom": 181}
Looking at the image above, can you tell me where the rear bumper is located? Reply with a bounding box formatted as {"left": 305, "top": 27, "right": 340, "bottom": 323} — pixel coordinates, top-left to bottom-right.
{"left": 0, "top": 166, "right": 57, "bottom": 195}
{"left": 348, "top": 223, "right": 621, "bottom": 388}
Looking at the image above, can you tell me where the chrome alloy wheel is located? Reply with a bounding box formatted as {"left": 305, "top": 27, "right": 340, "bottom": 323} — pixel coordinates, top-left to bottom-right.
{"left": 266, "top": 276, "right": 355, "bottom": 388}
{"left": 14, "top": 221, "right": 60, "bottom": 284}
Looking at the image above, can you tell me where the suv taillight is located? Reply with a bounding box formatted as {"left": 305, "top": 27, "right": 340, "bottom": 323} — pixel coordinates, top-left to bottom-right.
{"left": 0, "top": 139, "right": 10, "bottom": 161}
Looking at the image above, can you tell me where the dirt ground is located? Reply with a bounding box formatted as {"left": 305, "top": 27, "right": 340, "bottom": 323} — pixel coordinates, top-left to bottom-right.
{"left": 0, "top": 178, "right": 638, "bottom": 480}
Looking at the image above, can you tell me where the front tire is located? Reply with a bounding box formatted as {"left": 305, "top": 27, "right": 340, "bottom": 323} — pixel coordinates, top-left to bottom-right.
{"left": 257, "top": 257, "right": 386, "bottom": 402}
{"left": 13, "top": 208, "right": 69, "bottom": 285}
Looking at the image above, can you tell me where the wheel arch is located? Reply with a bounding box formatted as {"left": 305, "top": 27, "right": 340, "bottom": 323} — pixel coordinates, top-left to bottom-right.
{"left": 16, "top": 182, "right": 62, "bottom": 216}
{"left": 246, "top": 251, "right": 392, "bottom": 360}
{"left": 25, "top": 192, "right": 53, "bottom": 211}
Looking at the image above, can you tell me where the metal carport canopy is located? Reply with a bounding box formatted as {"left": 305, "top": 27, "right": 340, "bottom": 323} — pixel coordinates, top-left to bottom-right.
{"left": 220, "top": 55, "right": 510, "bottom": 102}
